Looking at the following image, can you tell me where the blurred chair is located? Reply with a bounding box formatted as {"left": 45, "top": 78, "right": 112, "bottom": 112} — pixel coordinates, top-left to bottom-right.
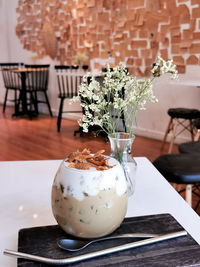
{"left": 54, "top": 65, "right": 84, "bottom": 132}
{"left": 82, "top": 65, "right": 89, "bottom": 71}
{"left": 179, "top": 141, "right": 200, "bottom": 155}
{"left": 193, "top": 118, "right": 200, "bottom": 141}
{"left": 157, "top": 119, "right": 200, "bottom": 211}
{"left": 153, "top": 154, "right": 200, "bottom": 211}
{"left": 178, "top": 118, "right": 200, "bottom": 154}
{"left": 0, "top": 62, "right": 24, "bottom": 113}
{"left": 161, "top": 108, "right": 200, "bottom": 153}
{"left": 24, "top": 64, "right": 52, "bottom": 119}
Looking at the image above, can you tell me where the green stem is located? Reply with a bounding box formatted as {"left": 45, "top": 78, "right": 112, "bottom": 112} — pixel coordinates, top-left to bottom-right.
{"left": 126, "top": 77, "right": 156, "bottom": 134}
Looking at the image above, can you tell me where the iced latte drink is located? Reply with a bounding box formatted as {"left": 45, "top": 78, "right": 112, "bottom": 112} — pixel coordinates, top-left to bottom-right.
{"left": 51, "top": 151, "right": 128, "bottom": 238}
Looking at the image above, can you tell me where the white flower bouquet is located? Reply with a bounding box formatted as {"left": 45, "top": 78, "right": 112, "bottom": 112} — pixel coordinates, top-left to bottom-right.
{"left": 72, "top": 56, "right": 178, "bottom": 136}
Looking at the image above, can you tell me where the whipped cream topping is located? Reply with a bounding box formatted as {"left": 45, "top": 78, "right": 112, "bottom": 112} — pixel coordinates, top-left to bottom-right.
{"left": 53, "top": 156, "right": 127, "bottom": 200}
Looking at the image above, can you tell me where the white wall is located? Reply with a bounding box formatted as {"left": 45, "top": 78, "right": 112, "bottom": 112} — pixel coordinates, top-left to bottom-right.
{"left": 0, "top": 0, "right": 9, "bottom": 101}
{"left": 0, "top": 0, "right": 200, "bottom": 143}
{"left": 133, "top": 70, "right": 200, "bottom": 143}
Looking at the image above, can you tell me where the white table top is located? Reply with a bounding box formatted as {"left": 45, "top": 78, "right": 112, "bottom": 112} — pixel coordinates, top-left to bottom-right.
{"left": 0, "top": 157, "right": 200, "bottom": 266}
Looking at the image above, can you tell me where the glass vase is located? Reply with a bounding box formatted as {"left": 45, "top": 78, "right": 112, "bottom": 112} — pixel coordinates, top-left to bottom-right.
{"left": 108, "top": 132, "right": 137, "bottom": 196}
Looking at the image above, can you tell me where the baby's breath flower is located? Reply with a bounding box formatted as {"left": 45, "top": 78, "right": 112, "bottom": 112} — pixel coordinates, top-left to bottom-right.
{"left": 70, "top": 96, "right": 79, "bottom": 104}
{"left": 82, "top": 123, "right": 89, "bottom": 132}
{"left": 93, "top": 116, "right": 103, "bottom": 126}
{"left": 72, "top": 56, "right": 178, "bottom": 134}
{"left": 151, "top": 56, "right": 178, "bottom": 80}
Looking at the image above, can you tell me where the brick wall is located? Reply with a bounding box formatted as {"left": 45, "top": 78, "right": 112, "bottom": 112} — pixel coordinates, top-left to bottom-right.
{"left": 16, "top": 0, "right": 200, "bottom": 76}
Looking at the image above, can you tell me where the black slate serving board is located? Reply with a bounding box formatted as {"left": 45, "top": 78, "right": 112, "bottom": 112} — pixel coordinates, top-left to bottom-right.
{"left": 17, "top": 214, "right": 200, "bottom": 267}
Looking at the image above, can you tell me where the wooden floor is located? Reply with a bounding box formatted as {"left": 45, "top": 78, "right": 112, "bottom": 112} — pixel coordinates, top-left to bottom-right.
{"left": 0, "top": 106, "right": 177, "bottom": 161}
{"left": 1, "top": 105, "right": 199, "bottom": 215}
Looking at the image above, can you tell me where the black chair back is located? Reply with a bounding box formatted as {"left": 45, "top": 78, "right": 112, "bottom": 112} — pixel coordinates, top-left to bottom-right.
{"left": 54, "top": 65, "right": 83, "bottom": 98}
{"left": 23, "top": 64, "right": 52, "bottom": 117}
{"left": 0, "top": 63, "right": 24, "bottom": 90}
{"left": 24, "top": 64, "right": 50, "bottom": 92}
{"left": 0, "top": 63, "right": 23, "bottom": 67}
{"left": 101, "top": 67, "right": 128, "bottom": 73}
{"left": 54, "top": 65, "right": 85, "bottom": 132}
{"left": 0, "top": 63, "right": 24, "bottom": 113}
